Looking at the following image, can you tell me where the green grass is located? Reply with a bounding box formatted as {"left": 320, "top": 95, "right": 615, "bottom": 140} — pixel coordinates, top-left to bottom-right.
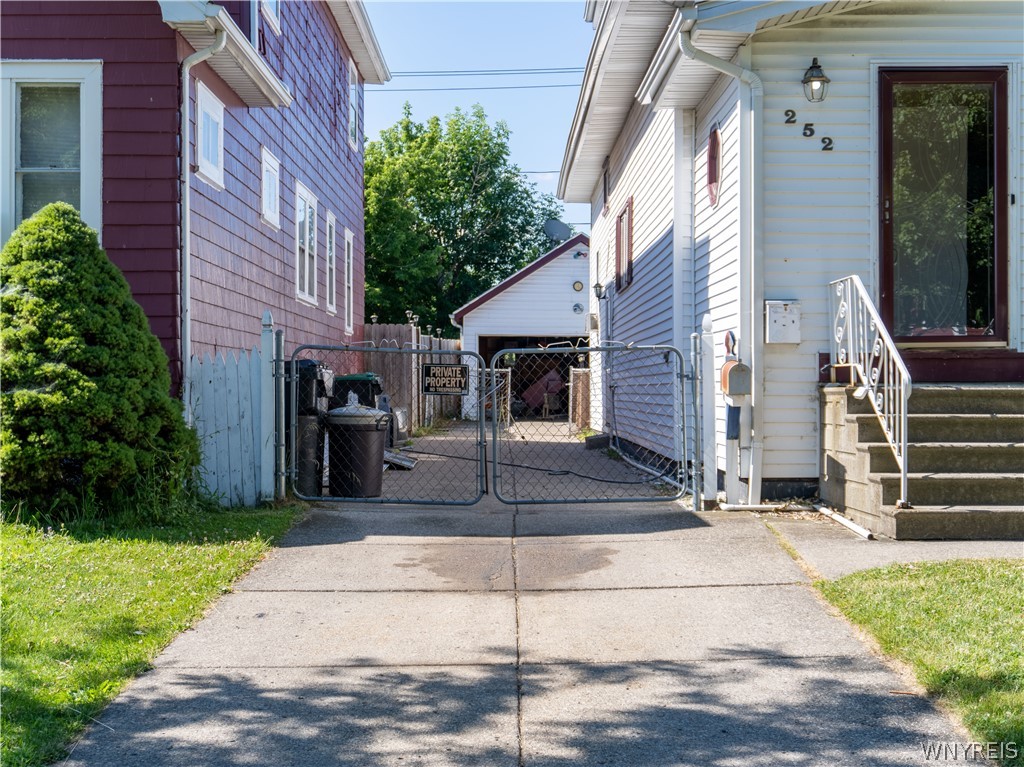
{"left": 817, "top": 559, "right": 1024, "bottom": 766}
{"left": 0, "top": 507, "right": 300, "bottom": 767}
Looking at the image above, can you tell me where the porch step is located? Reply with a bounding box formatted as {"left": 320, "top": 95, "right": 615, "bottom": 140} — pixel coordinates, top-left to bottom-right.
{"left": 856, "top": 413, "right": 1024, "bottom": 443}
{"left": 820, "top": 383, "right": 1024, "bottom": 540}
{"left": 867, "top": 442, "right": 1024, "bottom": 473}
{"left": 888, "top": 506, "right": 1024, "bottom": 541}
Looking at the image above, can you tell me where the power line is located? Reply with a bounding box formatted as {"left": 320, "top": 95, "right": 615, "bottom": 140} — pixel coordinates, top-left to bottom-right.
{"left": 367, "top": 83, "right": 581, "bottom": 93}
{"left": 391, "top": 67, "right": 584, "bottom": 77}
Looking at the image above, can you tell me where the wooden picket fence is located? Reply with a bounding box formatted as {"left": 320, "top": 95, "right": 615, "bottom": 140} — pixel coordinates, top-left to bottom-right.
{"left": 187, "top": 313, "right": 276, "bottom": 507}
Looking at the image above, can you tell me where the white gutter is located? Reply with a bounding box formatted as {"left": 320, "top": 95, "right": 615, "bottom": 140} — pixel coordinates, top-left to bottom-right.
{"left": 678, "top": 30, "right": 765, "bottom": 504}
{"left": 179, "top": 28, "right": 226, "bottom": 424}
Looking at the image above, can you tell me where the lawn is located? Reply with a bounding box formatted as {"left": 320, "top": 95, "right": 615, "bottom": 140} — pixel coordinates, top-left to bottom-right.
{"left": 818, "top": 559, "right": 1024, "bottom": 767}
{"left": 0, "top": 507, "right": 299, "bottom": 767}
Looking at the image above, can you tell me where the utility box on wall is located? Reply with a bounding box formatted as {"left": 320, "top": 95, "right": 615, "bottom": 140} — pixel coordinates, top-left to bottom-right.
{"left": 765, "top": 300, "right": 801, "bottom": 344}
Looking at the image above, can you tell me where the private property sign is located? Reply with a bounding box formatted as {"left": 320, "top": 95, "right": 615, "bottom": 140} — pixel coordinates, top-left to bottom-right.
{"left": 422, "top": 364, "right": 469, "bottom": 395}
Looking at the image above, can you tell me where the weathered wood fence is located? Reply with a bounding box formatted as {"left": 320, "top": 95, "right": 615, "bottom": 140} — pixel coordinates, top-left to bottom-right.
{"left": 187, "top": 312, "right": 276, "bottom": 506}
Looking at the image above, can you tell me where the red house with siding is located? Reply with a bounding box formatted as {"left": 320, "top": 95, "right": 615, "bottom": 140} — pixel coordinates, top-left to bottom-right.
{"left": 1, "top": 0, "right": 389, "bottom": 396}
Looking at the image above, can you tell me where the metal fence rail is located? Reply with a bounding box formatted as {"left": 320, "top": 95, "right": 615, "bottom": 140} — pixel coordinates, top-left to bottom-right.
{"left": 490, "top": 346, "right": 687, "bottom": 504}
{"left": 289, "top": 344, "right": 487, "bottom": 505}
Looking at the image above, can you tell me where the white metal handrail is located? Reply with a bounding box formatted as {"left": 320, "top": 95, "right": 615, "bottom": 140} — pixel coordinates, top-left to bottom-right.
{"left": 829, "top": 275, "right": 912, "bottom": 507}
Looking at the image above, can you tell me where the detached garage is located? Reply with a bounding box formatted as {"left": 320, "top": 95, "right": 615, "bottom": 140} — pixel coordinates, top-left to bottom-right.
{"left": 451, "top": 233, "right": 590, "bottom": 418}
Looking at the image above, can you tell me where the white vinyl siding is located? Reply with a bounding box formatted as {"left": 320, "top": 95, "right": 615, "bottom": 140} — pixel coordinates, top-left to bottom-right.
{"left": 196, "top": 81, "right": 224, "bottom": 190}
{"left": 0, "top": 60, "right": 102, "bottom": 244}
{"left": 694, "top": 75, "right": 742, "bottom": 472}
{"left": 344, "top": 227, "right": 354, "bottom": 333}
{"left": 260, "top": 146, "right": 280, "bottom": 228}
{"left": 325, "top": 213, "right": 337, "bottom": 313}
{"left": 750, "top": 0, "right": 1024, "bottom": 478}
{"left": 295, "top": 182, "right": 317, "bottom": 304}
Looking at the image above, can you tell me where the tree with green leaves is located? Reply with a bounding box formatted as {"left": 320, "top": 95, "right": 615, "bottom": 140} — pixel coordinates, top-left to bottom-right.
{"left": 364, "top": 104, "right": 565, "bottom": 335}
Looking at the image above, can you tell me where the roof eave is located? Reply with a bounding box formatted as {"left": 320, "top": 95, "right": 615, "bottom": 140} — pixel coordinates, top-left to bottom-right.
{"left": 160, "top": 2, "right": 292, "bottom": 108}
{"left": 325, "top": 0, "right": 391, "bottom": 84}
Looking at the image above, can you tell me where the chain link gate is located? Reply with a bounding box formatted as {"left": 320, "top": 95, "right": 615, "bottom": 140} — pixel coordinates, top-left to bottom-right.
{"left": 489, "top": 345, "right": 688, "bottom": 504}
{"left": 289, "top": 344, "right": 487, "bottom": 505}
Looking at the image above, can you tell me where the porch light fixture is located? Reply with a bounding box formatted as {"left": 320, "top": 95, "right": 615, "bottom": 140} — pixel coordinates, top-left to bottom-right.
{"left": 802, "top": 58, "right": 830, "bottom": 102}
{"left": 593, "top": 282, "right": 606, "bottom": 300}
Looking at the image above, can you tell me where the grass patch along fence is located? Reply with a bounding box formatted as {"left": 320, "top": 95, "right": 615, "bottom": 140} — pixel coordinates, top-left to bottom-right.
{"left": 0, "top": 506, "right": 299, "bottom": 767}
{"left": 818, "top": 559, "right": 1024, "bottom": 767}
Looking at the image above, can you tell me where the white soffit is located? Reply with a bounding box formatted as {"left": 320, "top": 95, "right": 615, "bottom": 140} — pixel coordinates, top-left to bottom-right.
{"left": 325, "top": 0, "right": 391, "bottom": 84}
{"left": 160, "top": 1, "right": 292, "bottom": 108}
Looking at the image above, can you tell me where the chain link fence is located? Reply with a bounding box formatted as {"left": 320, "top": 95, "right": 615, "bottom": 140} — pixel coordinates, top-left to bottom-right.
{"left": 490, "top": 346, "right": 687, "bottom": 504}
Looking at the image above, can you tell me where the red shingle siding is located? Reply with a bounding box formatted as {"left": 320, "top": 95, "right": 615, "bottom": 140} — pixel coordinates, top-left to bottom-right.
{"left": 1, "top": 1, "right": 182, "bottom": 377}
{"left": 188, "top": 0, "right": 367, "bottom": 357}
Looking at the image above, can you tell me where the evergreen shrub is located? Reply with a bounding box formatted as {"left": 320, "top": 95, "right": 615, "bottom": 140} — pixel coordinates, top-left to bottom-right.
{"left": 1, "top": 203, "right": 199, "bottom": 518}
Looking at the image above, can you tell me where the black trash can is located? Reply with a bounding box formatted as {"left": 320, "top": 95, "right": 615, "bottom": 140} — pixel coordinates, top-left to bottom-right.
{"left": 333, "top": 372, "right": 383, "bottom": 408}
{"left": 325, "top": 405, "right": 390, "bottom": 497}
{"left": 294, "top": 415, "right": 325, "bottom": 497}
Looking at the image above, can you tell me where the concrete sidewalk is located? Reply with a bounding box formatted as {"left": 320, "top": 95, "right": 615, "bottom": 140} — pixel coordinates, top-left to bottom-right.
{"left": 62, "top": 501, "right": 1020, "bottom": 766}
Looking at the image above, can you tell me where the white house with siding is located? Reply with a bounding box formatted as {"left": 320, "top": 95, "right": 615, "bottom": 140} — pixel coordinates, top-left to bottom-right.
{"left": 560, "top": 0, "right": 1023, "bottom": 538}
{"left": 451, "top": 233, "right": 590, "bottom": 417}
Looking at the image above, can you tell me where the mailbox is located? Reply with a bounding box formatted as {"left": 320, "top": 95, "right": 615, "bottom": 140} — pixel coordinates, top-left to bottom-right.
{"left": 721, "top": 359, "right": 752, "bottom": 396}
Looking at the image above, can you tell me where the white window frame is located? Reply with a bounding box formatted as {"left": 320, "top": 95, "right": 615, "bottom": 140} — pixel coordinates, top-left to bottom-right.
{"left": 348, "top": 58, "right": 359, "bottom": 150}
{"left": 344, "top": 227, "right": 355, "bottom": 333}
{"left": 195, "top": 80, "right": 225, "bottom": 190}
{"left": 260, "top": 146, "right": 280, "bottom": 228}
{"left": 261, "top": 0, "right": 281, "bottom": 35}
{"left": 295, "top": 181, "right": 317, "bottom": 304}
{"left": 325, "top": 212, "right": 337, "bottom": 314}
{"left": 1, "top": 60, "right": 103, "bottom": 244}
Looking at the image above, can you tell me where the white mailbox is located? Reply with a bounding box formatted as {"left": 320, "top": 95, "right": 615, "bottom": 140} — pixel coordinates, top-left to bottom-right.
{"left": 765, "top": 300, "right": 801, "bottom": 344}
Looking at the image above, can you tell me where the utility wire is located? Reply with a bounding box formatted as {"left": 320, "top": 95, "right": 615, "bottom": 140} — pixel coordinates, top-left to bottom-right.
{"left": 366, "top": 83, "right": 581, "bottom": 93}
{"left": 391, "top": 67, "right": 584, "bottom": 77}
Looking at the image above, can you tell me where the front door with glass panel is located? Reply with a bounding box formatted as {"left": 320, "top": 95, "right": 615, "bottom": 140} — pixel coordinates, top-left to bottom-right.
{"left": 880, "top": 68, "right": 1008, "bottom": 345}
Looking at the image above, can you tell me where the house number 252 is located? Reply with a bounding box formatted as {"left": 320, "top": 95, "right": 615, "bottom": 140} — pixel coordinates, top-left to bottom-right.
{"left": 784, "top": 110, "right": 834, "bottom": 150}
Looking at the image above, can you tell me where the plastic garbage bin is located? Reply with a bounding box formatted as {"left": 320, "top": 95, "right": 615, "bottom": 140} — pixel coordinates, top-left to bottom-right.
{"left": 333, "top": 372, "right": 383, "bottom": 408}
{"left": 294, "top": 415, "right": 324, "bottom": 497}
{"left": 325, "top": 405, "right": 391, "bottom": 497}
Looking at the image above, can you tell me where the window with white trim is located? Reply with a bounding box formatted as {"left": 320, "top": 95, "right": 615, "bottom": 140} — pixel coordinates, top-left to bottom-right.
{"left": 196, "top": 81, "right": 225, "bottom": 189}
{"left": 295, "top": 182, "right": 317, "bottom": 303}
{"left": 261, "top": 0, "right": 281, "bottom": 35}
{"left": 344, "top": 228, "right": 355, "bottom": 333}
{"left": 348, "top": 59, "right": 359, "bottom": 149}
{"left": 1, "top": 60, "right": 102, "bottom": 243}
{"left": 260, "top": 147, "right": 280, "bottom": 228}
{"left": 325, "top": 213, "right": 337, "bottom": 313}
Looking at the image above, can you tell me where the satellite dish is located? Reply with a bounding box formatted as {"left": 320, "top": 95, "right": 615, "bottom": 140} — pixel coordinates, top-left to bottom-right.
{"left": 543, "top": 218, "right": 572, "bottom": 243}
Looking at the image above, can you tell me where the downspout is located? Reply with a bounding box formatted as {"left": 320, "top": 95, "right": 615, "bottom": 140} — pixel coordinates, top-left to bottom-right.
{"left": 179, "top": 29, "right": 227, "bottom": 425}
{"left": 678, "top": 30, "right": 765, "bottom": 503}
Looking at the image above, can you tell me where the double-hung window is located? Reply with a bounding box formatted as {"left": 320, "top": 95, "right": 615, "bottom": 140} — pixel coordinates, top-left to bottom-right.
{"left": 344, "top": 228, "right": 355, "bottom": 333}
{"left": 295, "top": 182, "right": 317, "bottom": 303}
{"left": 325, "top": 213, "right": 337, "bottom": 313}
{"left": 261, "top": 0, "right": 281, "bottom": 35}
{"left": 196, "top": 81, "right": 225, "bottom": 189}
{"left": 1, "top": 60, "right": 102, "bottom": 243}
{"left": 348, "top": 59, "right": 359, "bottom": 149}
{"left": 261, "top": 147, "right": 280, "bottom": 228}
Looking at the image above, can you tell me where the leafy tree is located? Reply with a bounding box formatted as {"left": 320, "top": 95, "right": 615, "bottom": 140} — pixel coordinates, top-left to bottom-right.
{"left": 1, "top": 203, "right": 199, "bottom": 517}
{"left": 365, "top": 104, "right": 565, "bottom": 335}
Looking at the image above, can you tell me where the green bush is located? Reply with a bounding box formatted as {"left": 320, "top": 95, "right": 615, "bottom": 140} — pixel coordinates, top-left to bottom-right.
{"left": 1, "top": 203, "right": 199, "bottom": 519}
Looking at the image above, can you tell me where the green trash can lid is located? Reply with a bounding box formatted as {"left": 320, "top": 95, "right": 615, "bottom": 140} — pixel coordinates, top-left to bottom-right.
{"left": 335, "top": 372, "right": 382, "bottom": 382}
{"left": 326, "top": 405, "right": 387, "bottom": 425}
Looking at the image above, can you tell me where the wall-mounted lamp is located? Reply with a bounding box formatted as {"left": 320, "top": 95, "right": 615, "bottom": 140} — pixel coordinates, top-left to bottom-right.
{"left": 593, "top": 282, "right": 606, "bottom": 300}
{"left": 802, "top": 58, "right": 830, "bottom": 103}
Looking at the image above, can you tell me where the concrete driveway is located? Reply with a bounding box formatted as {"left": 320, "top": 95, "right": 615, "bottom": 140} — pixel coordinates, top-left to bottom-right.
{"left": 62, "top": 501, "right": 1017, "bottom": 766}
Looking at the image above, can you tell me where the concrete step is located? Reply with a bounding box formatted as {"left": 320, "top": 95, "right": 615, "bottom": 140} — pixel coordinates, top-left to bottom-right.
{"left": 908, "top": 385, "right": 1024, "bottom": 415}
{"left": 874, "top": 472, "right": 1024, "bottom": 507}
{"left": 856, "top": 413, "right": 1024, "bottom": 444}
{"left": 867, "top": 442, "right": 1024, "bottom": 473}
{"left": 888, "top": 506, "right": 1024, "bottom": 541}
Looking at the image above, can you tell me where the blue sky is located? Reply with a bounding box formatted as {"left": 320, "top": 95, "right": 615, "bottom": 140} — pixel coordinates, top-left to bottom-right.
{"left": 362, "top": 1, "right": 595, "bottom": 234}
